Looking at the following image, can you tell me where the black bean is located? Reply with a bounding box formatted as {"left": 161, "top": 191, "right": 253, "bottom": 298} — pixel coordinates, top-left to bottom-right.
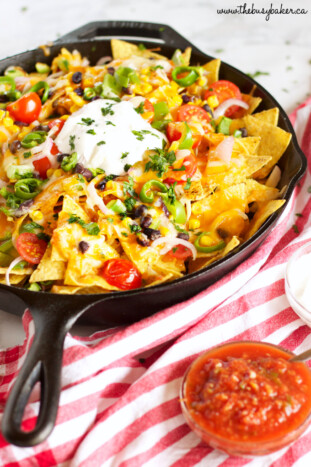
{"left": 78, "top": 241, "right": 90, "bottom": 253}
{"left": 10, "top": 140, "right": 21, "bottom": 154}
{"left": 122, "top": 87, "right": 132, "bottom": 95}
{"left": 239, "top": 127, "right": 248, "bottom": 137}
{"left": 14, "top": 120, "right": 28, "bottom": 127}
{"left": 74, "top": 163, "right": 93, "bottom": 181}
{"left": 136, "top": 234, "right": 150, "bottom": 247}
{"left": 160, "top": 198, "right": 169, "bottom": 217}
{"left": 14, "top": 199, "right": 34, "bottom": 217}
{"left": 57, "top": 153, "right": 70, "bottom": 163}
{"left": 140, "top": 214, "right": 152, "bottom": 229}
{"left": 133, "top": 204, "right": 148, "bottom": 218}
{"left": 32, "top": 124, "right": 50, "bottom": 133}
{"left": 48, "top": 90, "right": 54, "bottom": 99}
{"left": 96, "top": 178, "right": 107, "bottom": 191}
{"left": 143, "top": 227, "right": 161, "bottom": 241}
{"left": 74, "top": 87, "right": 84, "bottom": 96}
{"left": 72, "top": 71, "right": 82, "bottom": 84}
{"left": 177, "top": 232, "right": 190, "bottom": 241}
{"left": 107, "top": 67, "right": 115, "bottom": 75}
{"left": 182, "top": 94, "right": 192, "bottom": 104}
{"left": 91, "top": 96, "right": 100, "bottom": 102}
{"left": 0, "top": 95, "right": 9, "bottom": 103}
{"left": 202, "top": 104, "right": 214, "bottom": 118}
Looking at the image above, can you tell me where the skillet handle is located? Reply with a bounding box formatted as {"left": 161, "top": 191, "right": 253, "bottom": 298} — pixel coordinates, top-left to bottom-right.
{"left": 55, "top": 20, "right": 200, "bottom": 52}
{"left": 1, "top": 308, "right": 73, "bottom": 447}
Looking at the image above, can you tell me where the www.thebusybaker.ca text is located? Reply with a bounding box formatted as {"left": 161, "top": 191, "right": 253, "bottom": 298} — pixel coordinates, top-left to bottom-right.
{"left": 217, "top": 3, "right": 308, "bottom": 21}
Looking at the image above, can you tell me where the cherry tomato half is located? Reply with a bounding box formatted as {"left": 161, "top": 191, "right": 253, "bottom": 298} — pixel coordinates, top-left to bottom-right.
{"left": 33, "top": 156, "right": 52, "bottom": 179}
{"left": 176, "top": 105, "right": 211, "bottom": 125}
{"left": 48, "top": 119, "right": 65, "bottom": 136}
{"left": 167, "top": 122, "right": 182, "bottom": 143}
{"left": 100, "top": 258, "right": 142, "bottom": 290}
{"left": 16, "top": 232, "right": 47, "bottom": 265}
{"left": 140, "top": 99, "right": 154, "bottom": 123}
{"left": 168, "top": 245, "right": 193, "bottom": 260}
{"left": 204, "top": 80, "right": 242, "bottom": 117}
{"left": 164, "top": 153, "right": 197, "bottom": 184}
{"left": 7, "top": 92, "right": 42, "bottom": 124}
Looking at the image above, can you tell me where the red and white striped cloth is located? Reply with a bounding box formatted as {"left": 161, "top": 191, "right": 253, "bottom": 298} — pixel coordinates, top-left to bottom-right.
{"left": 1, "top": 101, "right": 311, "bottom": 466}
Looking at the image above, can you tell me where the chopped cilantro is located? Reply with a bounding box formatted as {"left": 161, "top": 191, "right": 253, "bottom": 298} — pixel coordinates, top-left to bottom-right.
{"left": 106, "top": 121, "right": 116, "bottom": 126}
{"left": 121, "top": 152, "right": 129, "bottom": 159}
{"left": 107, "top": 217, "right": 114, "bottom": 224}
{"left": 134, "top": 102, "right": 145, "bottom": 114}
{"left": 124, "top": 163, "right": 132, "bottom": 172}
{"left": 101, "top": 104, "right": 114, "bottom": 116}
{"left": 132, "top": 130, "right": 159, "bottom": 141}
{"left": 214, "top": 48, "right": 224, "bottom": 53}
{"left": 69, "top": 135, "right": 75, "bottom": 150}
{"left": 184, "top": 178, "right": 191, "bottom": 190}
{"left": 78, "top": 117, "right": 95, "bottom": 126}
{"left": 97, "top": 140, "right": 106, "bottom": 146}
{"left": 130, "top": 224, "right": 142, "bottom": 234}
{"left": 173, "top": 223, "right": 188, "bottom": 234}
{"left": 138, "top": 43, "right": 146, "bottom": 51}
{"left": 68, "top": 214, "right": 100, "bottom": 235}
{"left": 144, "top": 148, "right": 176, "bottom": 177}
{"left": 21, "top": 222, "right": 44, "bottom": 233}
{"left": 37, "top": 232, "right": 51, "bottom": 242}
{"left": 167, "top": 183, "right": 177, "bottom": 205}
{"left": 123, "top": 176, "right": 136, "bottom": 197}
{"left": 124, "top": 197, "right": 136, "bottom": 212}
{"left": 151, "top": 65, "right": 164, "bottom": 71}
{"left": 77, "top": 174, "right": 85, "bottom": 183}
{"left": 286, "top": 66, "right": 293, "bottom": 71}
{"left": 172, "top": 247, "right": 178, "bottom": 253}
{"left": 23, "top": 151, "right": 32, "bottom": 159}
{"left": 121, "top": 232, "right": 128, "bottom": 237}
{"left": 292, "top": 224, "right": 299, "bottom": 234}
{"left": 247, "top": 71, "right": 270, "bottom": 79}
{"left": 172, "top": 165, "right": 186, "bottom": 172}
{"left": 87, "top": 129, "right": 96, "bottom": 135}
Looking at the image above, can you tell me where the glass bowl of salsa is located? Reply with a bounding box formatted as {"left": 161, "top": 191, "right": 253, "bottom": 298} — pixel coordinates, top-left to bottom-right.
{"left": 180, "top": 341, "right": 311, "bottom": 456}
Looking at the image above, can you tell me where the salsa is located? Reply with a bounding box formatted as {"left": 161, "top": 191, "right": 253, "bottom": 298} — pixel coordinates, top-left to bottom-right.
{"left": 181, "top": 341, "right": 311, "bottom": 455}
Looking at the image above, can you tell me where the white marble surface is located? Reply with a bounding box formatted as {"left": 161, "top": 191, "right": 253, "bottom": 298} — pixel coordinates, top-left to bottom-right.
{"left": 1, "top": 0, "right": 311, "bottom": 347}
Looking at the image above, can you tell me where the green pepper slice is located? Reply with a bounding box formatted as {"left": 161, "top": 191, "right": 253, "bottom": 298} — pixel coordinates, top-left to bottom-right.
{"left": 21, "top": 131, "right": 47, "bottom": 149}
{"left": 171, "top": 66, "right": 200, "bottom": 87}
{"left": 29, "top": 81, "right": 50, "bottom": 103}
{"left": 165, "top": 199, "right": 187, "bottom": 224}
{"left": 194, "top": 231, "right": 226, "bottom": 253}
{"left": 179, "top": 122, "right": 193, "bottom": 149}
{"left": 107, "top": 199, "right": 127, "bottom": 214}
{"left": 61, "top": 152, "right": 78, "bottom": 172}
{"left": 0, "top": 238, "right": 13, "bottom": 253}
{"left": 153, "top": 102, "right": 169, "bottom": 119}
{"left": 140, "top": 180, "right": 168, "bottom": 203}
{"left": 216, "top": 117, "right": 232, "bottom": 135}
{"left": 14, "top": 178, "right": 42, "bottom": 200}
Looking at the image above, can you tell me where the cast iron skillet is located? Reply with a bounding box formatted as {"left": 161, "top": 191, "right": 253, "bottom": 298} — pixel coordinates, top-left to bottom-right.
{"left": 0, "top": 21, "right": 307, "bottom": 447}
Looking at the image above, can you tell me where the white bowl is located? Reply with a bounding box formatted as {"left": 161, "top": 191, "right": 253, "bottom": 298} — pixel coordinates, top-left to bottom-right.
{"left": 285, "top": 241, "right": 311, "bottom": 326}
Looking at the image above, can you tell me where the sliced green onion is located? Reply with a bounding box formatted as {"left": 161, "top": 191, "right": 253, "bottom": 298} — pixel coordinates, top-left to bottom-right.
{"left": 21, "top": 131, "right": 46, "bottom": 148}
{"left": 83, "top": 87, "right": 96, "bottom": 100}
{"left": 61, "top": 152, "right": 78, "bottom": 172}
{"left": 171, "top": 49, "right": 185, "bottom": 66}
{"left": 233, "top": 129, "right": 242, "bottom": 138}
{"left": 107, "top": 199, "right": 127, "bottom": 214}
{"left": 153, "top": 102, "right": 169, "bottom": 119}
{"left": 29, "top": 81, "right": 50, "bottom": 103}
{"left": 216, "top": 117, "right": 232, "bottom": 135}
{"left": 6, "top": 164, "right": 33, "bottom": 180}
{"left": 4, "top": 68, "right": 24, "bottom": 78}
{"left": 28, "top": 282, "right": 41, "bottom": 291}
{"left": 172, "top": 66, "right": 200, "bottom": 87}
{"left": 35, "top": 63, "right": 51, "bottom": 74}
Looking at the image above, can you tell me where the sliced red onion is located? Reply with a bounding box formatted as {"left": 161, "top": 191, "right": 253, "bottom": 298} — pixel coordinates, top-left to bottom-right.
{"left": 214, "top": 136, "right": 234, "bottom": 165}
{"left": 86, "top": 183, "right": 112, "bottom": 215}
{"left": 129, "top": 96, "right": 146, "bottom": 108}
{"left": 175, "top": 149, "right": 191, "bottom": 160}
{"left": 152, "top": 237, "right": 197, "bottom": 259}
{"left": 96, "top": 56, "right": 112, "bottom": 66}
{"left": 266, "top": 166, "right": 281, "bottom": 188}
{"left": 5, "top": 256, "right": 24, "bottom": 286}
{"left": 213, "top": 99, "right": 249, "bottom": 119}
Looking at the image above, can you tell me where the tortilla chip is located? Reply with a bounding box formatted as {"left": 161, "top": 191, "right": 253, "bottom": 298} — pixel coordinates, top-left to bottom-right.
{"left": 221, "top": 236, "right": 240, "bottom": 257}
{"left": 51, "top": 285, "right": 109, "bottom": 294}
{"left": 203, "top": 59, "right": 221, "bottom": 84}
{"left": 233, "top": 136, "right": 261, "bottom": 155}
{"left": 253, "top": 108, "right": 279, "bottom": 126}
{"left": 145, "top": 273, "right": 175, "bottom": 287}
{"left": 152, "top": 260, "right": 185, "bottom": 278}
{"left": 245, "top": 179, "right": 280, "bottom": 203}
{"left": 245, "top": 199, "right": 285, "bottom": 239}
{"left": 183, "top": 180, "right": 209, "bottom": 201}
{"left": 243, "top": 115, "right": 292, "bottom": 178}
{"left": 0, "top": 266, "right": 33, "bottom": 275}
{"left": 111, "top": 39, "right": 165, "bottom": 60}
{"left": 30, "top": 246, "right": 66, "bottom": 283}
{"left": 232, "top": 94, "right": 262, "bottom": 119}
{"left": 64, "top": 252, "right": 118, "bottom": 289}
{"left": 187, "top": 254, "right": 220, "bottom": 273}
{"left": 181, "top": 47, "right": 192, "bottom": 66}
{"left": 0, "top": 274, "right": 27, "bottom": 285}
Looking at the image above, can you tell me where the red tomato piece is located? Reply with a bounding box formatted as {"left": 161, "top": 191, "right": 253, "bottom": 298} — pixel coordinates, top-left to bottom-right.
{"left": 204, "top": 80, "right": 242, "bottom": 117}
{"left": 167, "top": 122, "right": 182, "bottom": 143}
{"left": 100, "top": 258, "right": 142, "bottom": 290}
{"left": 141, "top": 99, "right": 154, "bottom": 123}
{"left": 7, "top": 92, "right": 42, "bottom": 124}
{"left": 165, "top": 154, "right": 197, "bottom": 184}
{"left": 168, "top": 245, "right": 193, "bottom": 260}
{"left": 48, "top": 119, "right": 65, "bottom": 136}
{"left": 33, "top": 157, "right": 52, "bottom": 179}
{"left": 50, "top": 142, "right": 60, "bottom": 155}
{"left": 16, "top": 233, "right": 47, "bottom": 265}
{"left": 176, "top": 105, "right": 211, "bottom": 124}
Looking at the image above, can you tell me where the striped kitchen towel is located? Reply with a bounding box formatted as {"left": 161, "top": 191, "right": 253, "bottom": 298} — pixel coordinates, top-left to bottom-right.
{"left": 1, "top": 102, "right": 311, "bottom": 466}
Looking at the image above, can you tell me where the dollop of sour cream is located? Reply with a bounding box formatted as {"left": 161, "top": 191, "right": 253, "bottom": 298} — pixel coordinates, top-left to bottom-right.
{"left": 55, "top": 99, "right": 166, "bottom": 175}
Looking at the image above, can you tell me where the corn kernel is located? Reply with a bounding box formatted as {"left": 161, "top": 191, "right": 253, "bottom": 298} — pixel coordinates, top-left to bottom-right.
{"left": 106, "top": 180, "right": 114, "bottom": 190}
{"left": 141, "top": 67, "right": 149, "bottom": 75}
{"left": 0, "top": 131, "right": 8, "bottom": 143}
{"left": 207, "top": 95, "right": 219, "bottom": 109}
{"left": 122, "top": 217, "right": 131, "bottom": 228}
{"left": 61, "top": 115, "right": 70, "bottom": 121}
{"left": 200, "top": 235, "right": 213, "bottom": 246}
{"left": 31, "top": 210, "right": 43, "bottom": 221}
{"left": 46, "top": 168, "right": 54, "bottom": 178}
{"left": 169, "top": 141, "right": 179, "bottom": 152}
{"left": 198, "top": 77, "right": 207, "bottom": 87}
{"left": 189, "top": 219, "right": 200, "bottom": 230}
{"left": 3, "top": 117, "right": 14, "bottom": 128}
{"left": 0, "top": 110, "right": 6, "bottom": 119}
{"left": 54, "top": 169, "right": 63, "bottom": 178}
{"left": 160, "top": 226, "right": 170, "bottom": 236}
{"left": 11, "top": 125, "right": 20, "bottom": 134}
